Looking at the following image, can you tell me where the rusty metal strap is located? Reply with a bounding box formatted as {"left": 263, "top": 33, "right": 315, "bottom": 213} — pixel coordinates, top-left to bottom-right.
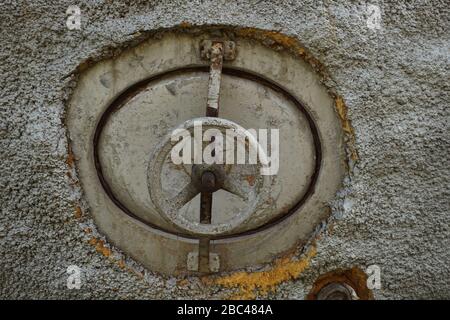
{"left": 206, "top": 42, "right": 224, "bottom": 117}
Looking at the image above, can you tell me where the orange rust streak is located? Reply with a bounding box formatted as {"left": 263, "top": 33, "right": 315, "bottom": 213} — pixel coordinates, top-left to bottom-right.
{"left": 245, "top": 175, "right": 256, "bottom": 186}
{"left": 88, "top": 237, "right": 112, "bottom": 258}
{"left": 179, "top": 21, "right": 192, "bottom": 28}
{"left": 74, "top": 206, "right": 82, "bottom": 219}
{"left": 335, "top": 96, "right": 353, "bottom": 135}
{"left": 66, "top": 149, "right": 75, "bottom": 168}
{"left": 117, "top": 259, "right": 126, "bottom": 270}
{"left": 335, "top": 96, "right": 359, "bottom": 161}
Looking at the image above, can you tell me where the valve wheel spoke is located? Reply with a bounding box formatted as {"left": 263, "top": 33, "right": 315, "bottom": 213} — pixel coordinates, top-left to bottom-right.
{"left": 222, "top": 178, "right": 251, "bottom": 202}
{"left": 170, "top": 182, "right": 199, "bottom": 211}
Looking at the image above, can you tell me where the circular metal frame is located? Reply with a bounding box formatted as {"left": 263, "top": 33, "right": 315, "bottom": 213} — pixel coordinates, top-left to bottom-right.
{"left": 93, "top": 66, "right": 322, "bottom": 240}
{"left": 147, "top": 117, "right": 273, "bottom": 237}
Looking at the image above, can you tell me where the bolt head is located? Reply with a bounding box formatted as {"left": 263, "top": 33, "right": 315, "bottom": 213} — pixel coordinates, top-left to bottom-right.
{"left": 316, "top": 282, "right": 355, "bottom": 300}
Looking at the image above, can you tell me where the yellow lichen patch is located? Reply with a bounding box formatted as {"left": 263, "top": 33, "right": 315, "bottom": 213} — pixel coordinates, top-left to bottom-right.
{"left": 213, "top": 245, "right": 317, "bottom": 299}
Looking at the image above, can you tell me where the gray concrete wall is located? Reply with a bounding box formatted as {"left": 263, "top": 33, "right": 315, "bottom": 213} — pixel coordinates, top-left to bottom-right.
{"left": 0, "top": 0, "right": 448, "bottom": 299}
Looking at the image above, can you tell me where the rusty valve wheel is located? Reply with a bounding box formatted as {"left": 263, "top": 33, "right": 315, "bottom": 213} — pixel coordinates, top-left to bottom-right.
{"left": 147, "top": 117, "right": 274, "bottom": 237}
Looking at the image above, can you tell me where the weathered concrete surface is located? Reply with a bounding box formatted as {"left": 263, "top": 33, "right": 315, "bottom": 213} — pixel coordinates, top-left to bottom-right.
{"left": 0, "top": 0, "right": 448, "bottom": 299}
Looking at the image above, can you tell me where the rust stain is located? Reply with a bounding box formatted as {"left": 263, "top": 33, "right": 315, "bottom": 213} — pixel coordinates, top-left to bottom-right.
{"left": 65, "top": 145, "right": 80, "bottom": 186}
{"left": 85, "top": 235, "right": 146, "bottom": 278}
{"left": 209, "top": 245, "right": 317, "bottom": 299}
{"left": 179, "top": 21, "right": 192, "bottom": 28}
{"left": 98, "top": 244, "right": 112, "bottom": 258}
{"left": 83, "top": 231, "right": 147, "bottom": 278}
{"left": 66, "top": 147, "right": 75, "bottom": 168}
{"left": 235, "top": 28, "right": 325, "bottom": 75}
{"left": 335, "top": 96, "right": 359, "bottom": 161}
{"left": 74, "top": 206, "right": 82, "bottom": 219}
{"left": 88, "top": 238, "right": 97, "bottom": 246}
{"left": 117, "top": 259, "right": 126, "bottom": 270}
{"left": 245, "top": 175, "right": 256, "bottom": 186}
{"left": 307, "top": 267, "right": 374, "bottom": 300}
{"left": 77, "top": 60, "right": 89, "bottom": 73}
{"left": 129, "top": 268, "right": 144, "bottom": 279}
{"left": 177, "top": 279, "right": 189, "bottom": 287}
{"left": 236, "top": 28, "right": 304, "bottom": 55}
{"left": 335, "top": 96, "right": 352, "bottom": 135}
{"left": 88, "top": 237, "right": 112, "bottom": 258}
{"left": 327, "top": 222, "right": 335, "bottom": 235}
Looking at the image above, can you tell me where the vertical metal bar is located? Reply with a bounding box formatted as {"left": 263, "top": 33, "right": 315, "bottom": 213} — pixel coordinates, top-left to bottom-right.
{"left": 199, "top": 182, "right": 213, "bottom": 272}
{"left": 198, "top": 238, "right": 210, "bottom": 273}
{"left": 198, "top": 41, "right": 225, "bottom": 273}
{"left": 200, "top": 192, "right": 213, "bottom": 224}
{"left": 206, "top": 42, "right": 223, "bottom": 117}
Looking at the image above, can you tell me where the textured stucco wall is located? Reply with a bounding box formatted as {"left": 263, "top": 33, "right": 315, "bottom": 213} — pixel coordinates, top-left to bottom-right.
{"left": 0, "top": 0, "right": 449, "bottom": 299}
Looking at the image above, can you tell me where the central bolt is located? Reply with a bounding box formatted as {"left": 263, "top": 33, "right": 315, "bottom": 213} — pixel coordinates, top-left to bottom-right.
{"left": 201, "top": 171, "right": 216, "bottom": 192}
{"left": 316, "top": 283, "right": 355, "bottom": 300}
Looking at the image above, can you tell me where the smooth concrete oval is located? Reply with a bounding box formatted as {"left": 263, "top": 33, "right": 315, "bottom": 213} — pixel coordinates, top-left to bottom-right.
{"left": 67, "top": 31, "right": 345, "bottom": 274}
{"left": 98, "top": 72, "right": 315, "bottom": 232}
